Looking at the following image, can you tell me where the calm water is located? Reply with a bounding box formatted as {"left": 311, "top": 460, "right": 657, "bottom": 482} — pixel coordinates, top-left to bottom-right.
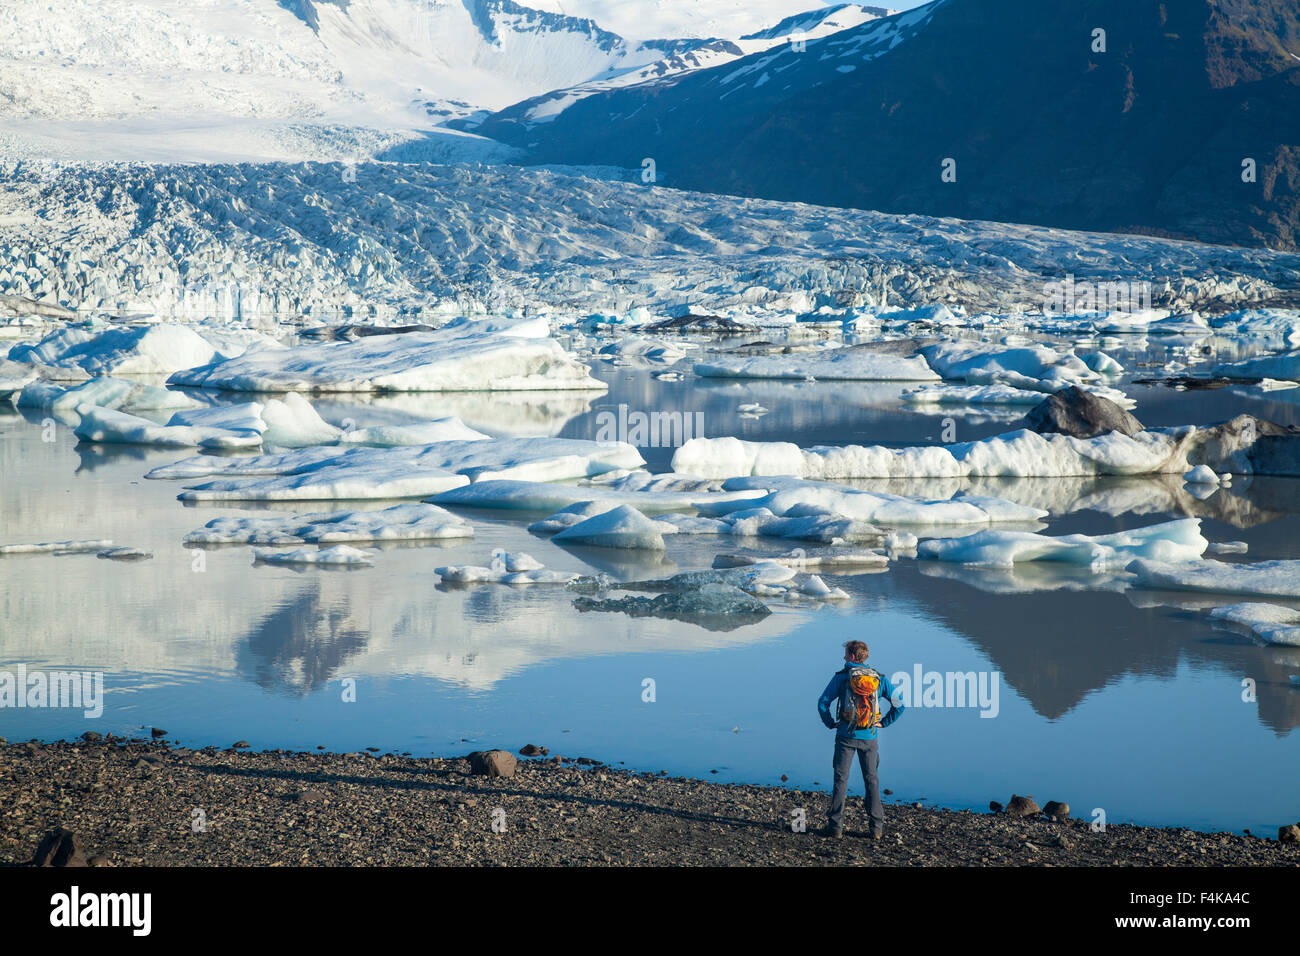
{"left": 1, "top": 328, "right": 1298, "bottom": 834}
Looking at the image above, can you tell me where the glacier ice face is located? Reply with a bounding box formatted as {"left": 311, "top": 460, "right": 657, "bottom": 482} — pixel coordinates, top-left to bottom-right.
{"left": 918, "top": 518, "right": 1208, "bottom": 571}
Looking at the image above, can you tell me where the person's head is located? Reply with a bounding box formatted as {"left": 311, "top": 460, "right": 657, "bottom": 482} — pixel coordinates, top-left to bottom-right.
{"left": 843, "top": 640, "right": 869, "bottom": 663}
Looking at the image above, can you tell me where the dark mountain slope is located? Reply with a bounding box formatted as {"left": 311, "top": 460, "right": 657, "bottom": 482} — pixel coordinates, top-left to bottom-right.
{"left": 482, "top": 0, "right": 1300, "bottom": 250}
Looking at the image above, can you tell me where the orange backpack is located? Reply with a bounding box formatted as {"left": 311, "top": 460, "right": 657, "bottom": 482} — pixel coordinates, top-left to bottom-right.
{"left": 836, "top": 666, "right": 882, "bottom": 730}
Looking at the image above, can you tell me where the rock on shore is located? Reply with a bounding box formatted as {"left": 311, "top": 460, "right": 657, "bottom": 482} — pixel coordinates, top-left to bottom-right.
{"left": 1, "top": 741, "right": 1294, "bottom": 867}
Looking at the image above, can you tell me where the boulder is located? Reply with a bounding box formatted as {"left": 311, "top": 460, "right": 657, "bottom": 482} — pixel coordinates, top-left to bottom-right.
{"left": 1005, "top": 794, "right": 1041, "bottom": 818}
{"left": 468, "top": 750, "right": 516, "bottom": 778}
{"left": 31, "top": 828, "right": 87, "bottom": 867}
{"left": 1043, "top": 800, "right": 1070, "bottom": 821}
{"left": 1280, "top": 823, "right": 1300, "bottom": 843}
{"left": 1024, "top": 386, "right": 1143, "bottom": 438}
{"left": 988, "top": 800, "right": 1004, "bottom": 813}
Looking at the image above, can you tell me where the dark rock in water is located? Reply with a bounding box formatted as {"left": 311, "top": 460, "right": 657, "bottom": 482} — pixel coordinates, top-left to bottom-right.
{"left": 468, "top": 750, "right": 517, "bottom": 778}
{"left": 31, "top": 828, "right": 87, "bottom": 867}
{"left": 150, "top": 728, "right": 167, "bottom": 738}
{"left": 989, "top": 801, "right": 1004, "bottom": 813}
{"left": 519, "top": 744, "right": 543, "bottom": 757}
{"left": 1280, "top": 823, "right": 1300, "bottom": 843}
{"left": 1043, "top": 800, "right": 1070, "bottom": 821}
{"left": 232, "top": 741, "right": 250, "bottom": 749}
{"left": 1005, "top": 794, "right": 1041, "bottom": 818}
{"left": 1024, "top": 386, "right": 1143, "bottom": 438}
{"left": 81, "top": 731, "right": 103, "bottom": 743}
{"left": 574, "top": 583, "right": 771, "bottom": 633}
{"left": 644, "top": 313, "right": 746, "bottom": 335}
{"left": 1192, "top": 414, "right": 1300, "bottom": 477}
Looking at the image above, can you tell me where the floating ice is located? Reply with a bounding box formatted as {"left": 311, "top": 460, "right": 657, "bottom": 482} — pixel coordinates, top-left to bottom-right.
{"left": 259, "top": 392, "right": 341, "bottom": 448}
{"left": 153, "top": 438, "right": 643, "bottom": 502}
{"left": 73, "top": 404, "right": 264, "bottom": 449}
{"left": 1212, "top": 351, "right": 1300, "bottom": 381}
{"left": 790, "top": 575, "right": 851, "bottom": 601}
{"left": 695, "top": 479, "right": 1048, "bottom": 526}
{"left": 95, "top": 547, "right": 153, "bottom": 560}
{"left": 9, "top": 324, "right": 246, "bottom": 376}
{"left": 1127, "top": 558, "right": 1300, "bottom": 597}
{"left": 918, "top": 518, "right": 1207, "bottom": 570}
{"left": 672, "top": 429, "right": 1194, "bottom": 480}
{"left": 253, "top": 545, "right": 375, "bottom": 567}
{"left": 920, "top": 342, "right": 1122, "bottom": 393}
{"left": 435, "top": 552, "right": 577, "bottom": 585}
{"left": 574, "top": 583, "right": 772, "bottom": 626}
{"left": 713, "top": 551, "right": 889, "bottom": 571}
{"left": 169, "top": 317, "right": 606, "bottom": 393}
{"left": 552, "top": 504, "right": 673, "bottom": 550}
{"left": 0, "top": 539, "right": 113, "bottom": 555}
{"left": 902, "top": 384, "right": 1048, "bottom": 407}
{"left": 1183, "top": 464, "right": 1224, "bottom": 485}
{"left": 436, "top": 476, "right": 757, "bottom": 515}
{"left": 337, "top": 418, "right": 491, "bottom": 447}
{"left": 1207, "top": 603, "right": 1300, "bottom": 646}
{"left": 695, "top": 346, "right": 939, "bottom": 382}
{"left": 185, "top": 503, "right": 472, "bottom": 546}
{"left": 17, "top": 375, "right": 202, "bottom": 415}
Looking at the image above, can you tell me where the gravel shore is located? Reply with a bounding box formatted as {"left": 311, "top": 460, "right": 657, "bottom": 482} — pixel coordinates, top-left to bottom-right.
{"left": 3, "top": 738, "right": 1296, "bottom": 867}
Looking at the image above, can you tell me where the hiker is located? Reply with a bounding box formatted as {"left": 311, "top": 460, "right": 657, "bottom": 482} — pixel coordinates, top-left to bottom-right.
{"left": 816, "top": 640, "right": 904, "bottom": 838}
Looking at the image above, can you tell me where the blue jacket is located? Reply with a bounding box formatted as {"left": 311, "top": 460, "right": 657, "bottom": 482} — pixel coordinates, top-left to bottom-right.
{"left": 818, "top": 664, "right": 904, "bottom": 740}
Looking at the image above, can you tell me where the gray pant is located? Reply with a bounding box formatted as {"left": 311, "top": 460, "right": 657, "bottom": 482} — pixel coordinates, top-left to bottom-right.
{"left": 827, "top": 736, "right": 884, "bottom": 834}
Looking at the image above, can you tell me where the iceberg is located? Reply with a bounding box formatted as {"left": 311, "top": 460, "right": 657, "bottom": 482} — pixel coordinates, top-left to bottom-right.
{"left": 168, "top": 317, "right": 607, "bottom": 393}
{"left": 671, "top": 429, "right": 1195, "bottom": 480}
{"left": 16, "top": 375, "right": 202, "bottom": 415}
{"left": 435, "top": 552, "right": 577, "bottom": 585}
{"left": 337, "top": 418, "right": 491, "bottom": 447}
{"left": 259, "top": 392, "right": 341, "bottom": 448}
{"left": 1126, "top": 558, "right": 1300, "bottom": 598}
{"left": 574, "top": 583, "right": 772, "bottom": 629}
{"left": 920, "top": 342, "right": 1121, "bottom": 393}
{"left": 253, "top": 545, "right": 376, "bottom": 567}
{"left": 1207, "top": 603, "right": 1300, "bottom": 646}
{"left": 9, "top": 324, "right": 231, "bottom": 376}
{"left": 0, "top": 539, "right": 114, "bottom": 555}
{"left": 185, "top": 503, "right": 472, "bottom": 546}
{"left": 917, "top": 518, "right": 1207, "bottom": 570}
{"left": 552, "top": 505, "right": 673, "bottom": 550}
{"left": 150, "top": 438, "right": 644, "bottom": 502}
{"left": 695, "top": 346, "right": 939, "bottom": 382}
{"left": 73, "top": 404, "right": 264, "bottom": 449}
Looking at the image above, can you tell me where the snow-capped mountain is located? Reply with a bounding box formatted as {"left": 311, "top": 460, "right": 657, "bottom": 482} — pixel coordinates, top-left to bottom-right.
{"left": 459, "top": 3, "right": 895, "bottom": 132}
{"left": 484, "top": 0, "right": 1300, "bottom": 251}
{"left": 0, "top": 0, "right": 866, "bottom": 163}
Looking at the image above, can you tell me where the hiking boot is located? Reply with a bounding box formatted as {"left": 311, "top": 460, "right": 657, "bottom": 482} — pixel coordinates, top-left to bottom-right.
{"left": 819, "top": 824, "right": 844, "bottom": 838}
